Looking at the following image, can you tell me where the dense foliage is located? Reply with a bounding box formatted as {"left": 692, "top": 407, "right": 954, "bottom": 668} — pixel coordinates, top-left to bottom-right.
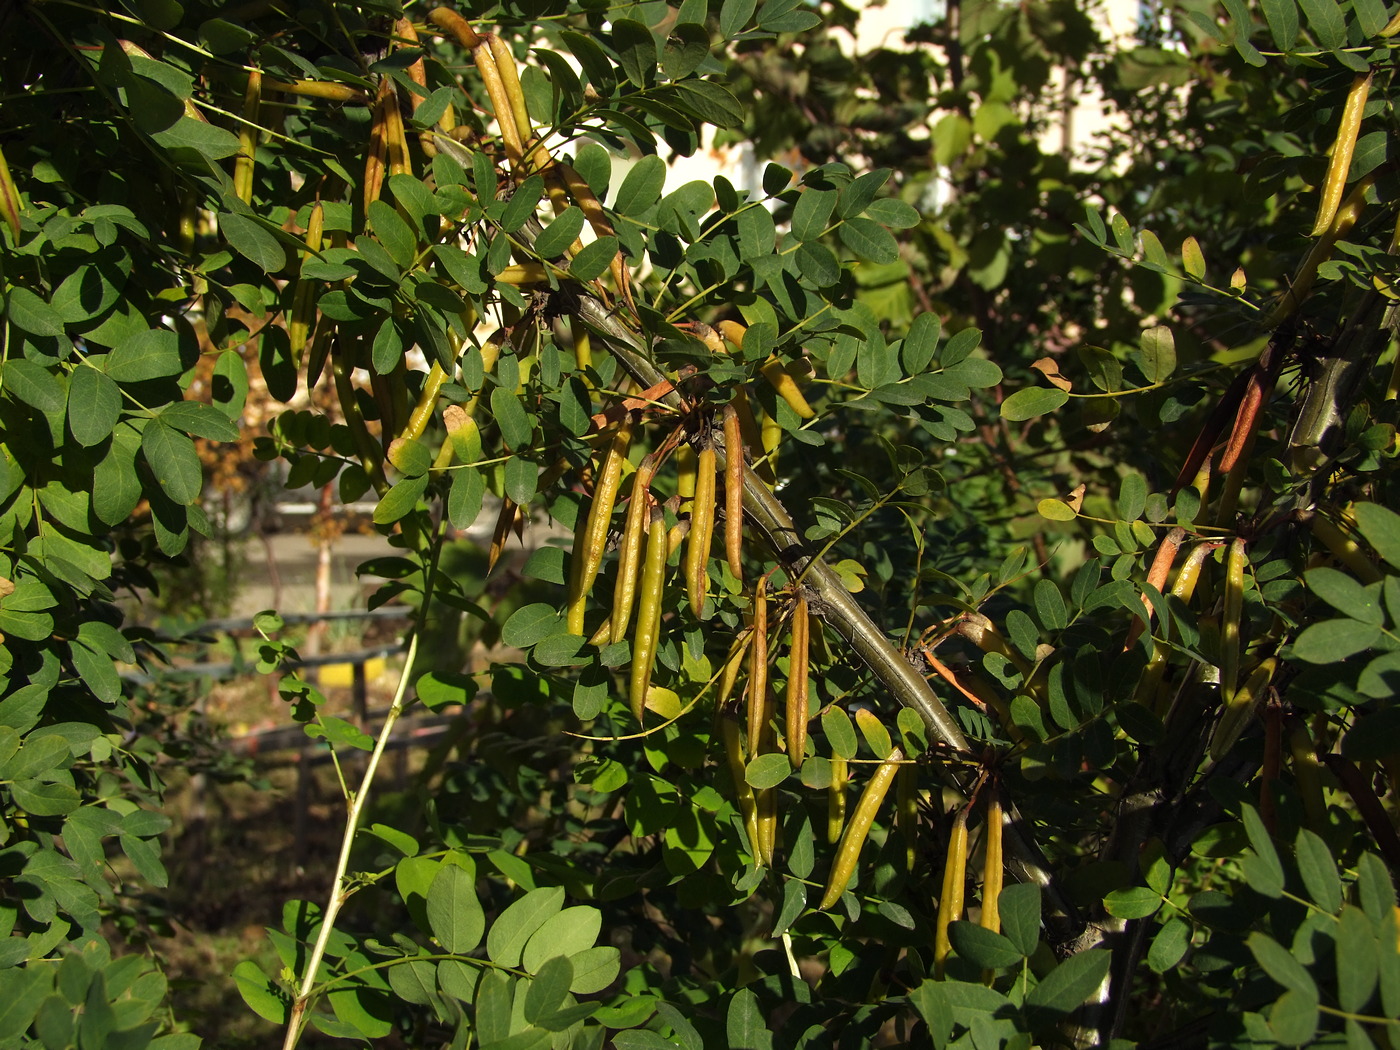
{"left": 2, "top": 0, "right": 1400, "bottom": 1047}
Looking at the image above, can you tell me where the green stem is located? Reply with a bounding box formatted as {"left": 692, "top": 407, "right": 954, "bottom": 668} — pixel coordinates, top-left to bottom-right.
{"left": 281, "top": 629, "right": 420, "bottom": 1049}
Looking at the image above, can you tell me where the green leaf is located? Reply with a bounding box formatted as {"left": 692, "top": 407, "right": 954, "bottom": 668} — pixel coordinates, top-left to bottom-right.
{"left": 1294, "top": 828, "right": 1341, "bottom": 912}
{"left": 838, "top": 217, "right": 899, "bottom": 263}
{"left": 107, "top": 328, "right": 183, "bottom": 381}
{"left": 1337, "top": 904, "right": 1379, "bottom": 1013}
{"left": 1250, "top": 932, "right": 1319, "bottom": 996}
{"left": 535, "top": 207, "right": 587, "bottom": 259}
{"left": 372, "top": 474, "right": 429, "bottom": 525}
{"left": 487, "top": 887, "right": 565, "bottom": 968}
{"left": 448, "top": 467, "right": 486, "bottom": 530}
{"left": 1149, "top": 918, "right": 1190, "bottom": 973}
{"left": 1104, "top": 886, "right": 1162, "bottom": 919}
{"left": 1033, "top": 579, "right": 1068, "bottom": 632}
{"left": 1298, "top": 0, "right": 1345, "bottom": 48}
{"left": 1306, "top": 567, "right": 1381, "bottom": 624}
{"left": 864, "top": 196, "right": 920, "bottom": 229}
{"left": 1024, "top": 949, "right": 1111, "bottom": 1016}
{"left": 1137, "top": 326, "right": 1176, "bottom": 383}
{"left": 821, "top": 707, "right": 858, "bottom": 760}
{"left": 1353, "top": 0, "right": 1389, "bottom": 36}
{"left": 571, "top": 236, "right": 618, "bottom": 281}
{"left": 1260, "top": 0, "right": 1299, "bottom": 48}
{"left": 567, "top": 945, "right": 620, "bottom": 995}
{"left": 745, "top": 752, "right": 791, "bottom": 789}
{"left": 672, "top": 79, "right": 744, "bottom": 127}
{"left": 1001, "top": 386, "right": 1068, "bottom": 421}
{"left": 387, "top": 958, "right": 437, "bottom": 1006}
{"left": 946, "top": 922, "right": 1022, "bottom": 969}
{"left": 219, "top": 212, "right": 287, "bottom": 272}
{"left": 524, "top": 955, "right": 574, "bottom": 1025}
{"left": 999, "top": 883, "right": 1041, "bottom": 956}
{"left": 1354, "top": 503, "right": 1400, "bottom": 571}
{"left": 141, "top": 421, "right": 202, "bottom": 505}
{"left": 502, "top": 604, "right": 562, "bottom": 648}
{"left": 615, "top": 156, "right": 665, "bottom": 216}
{"left": 791, "top": 188, "right": 837, "bottom": 242}
{"left": 1293, "top": 618, "right": 1380, "bottom": 663}
{"left": 521, "top": 906, "right": 601, "bottom": 973}
{"left": 909, "top": 980, "right": 953, "bottom": 1050}
{"left": 427, "top": 861, "right": 484, "bottom": 954}
{"left": 1269, "top": 987, "right": 1320, "bottom": 1046}
{"left": 161, "top": 400, "right": 241, "bottom": 441}
{"left": 328, "top": 986, "right": 393, "bottom": 1039}
{"left": 7, "top": 286, "right": 66, "bottom": 337}
{"left": 1241, "top": 804, "right": 1285, "bottom": 895}
{"left": 725, "top": 987, "right": 772, "bottom": 1050}
{"left": 367, "top": 200, "right": 416, "bottom": 268}
{"left": 491, "top": 386, "right": 533, "bottom": 449}
{"left": 233, "top": 961, "right": 289, "bottom": 1024}
{"left": 4, "top": 359, "right": 65, "bottom": 412}
{"left": 67, "top": 366, "right": 121, "bottom": 446}
{"left": 719, "top": 0, "right": 758, "bottom": 38}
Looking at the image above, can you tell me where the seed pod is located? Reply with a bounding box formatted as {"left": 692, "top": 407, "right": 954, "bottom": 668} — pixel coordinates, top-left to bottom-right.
{"left": 722, "top": 405, "right": 744, "bottom": 580}
{"left": 1125, "top": 527, "right": 1185, "bottom": 651}
{"left": 381, "top": 79, "right": 411, "bottom": 179}
{"left": 676, "top": 444, "right": 696, "bottom": 502}
{"left": 934, "top": 807, "right": 970, "bottom": 979}
{"left": 566, "top": 419, "right": 634, "bottom": 635}
{"left": 1221, "top": 537, "right": 1247, "bottom": 703}
{"left": 629, "top": 504, "right": 667, "bottom": 721}
{"left": 827, "top": 754, "right": 848, "bottom": 844}
{"left": 262, "top": 77, "right": 368, "bottom": 102}
{"left": 1210, "top": 656, "right": 1276, "bottom": 761}
{"left": 364, "top": 80, "right": 391, "bottom": 211}
{"left": 0, "top": 144, "right": 22, "bottom": 241}
{"left": 716, "top": 627, "right": 751, "bottom": 709}
{"left": 288, "top": 203, "right": 324, "bottom": 363}
{"left": 488, "top": 498, "right": 521, "bottom": 572}
{"left": 746, "top": 576, "right": 770, "bottom": 754}
{"left": 611, "top": 455, "right": 657, "bottom": 643}
{"left": 897, "top": 764, "right": 917, "bottom": 872}
{"left": 1309, "top": 511, "right": 1382, "bottom": 583}
{"left": 819, "top": 748, "right": 904, "bottom": 910}
{"left": 717, "top": 319, "right": 747, "bottom": 347}
{"left": 234, "top": 70, "right": 261, "bottom": 205}
{"left": 685, "top": 444, "right": 717, "bottom": 617}
{"left": 759, "top": 356, "right": 816, "bottom": 419}
{"left": 786, "top": 592, "right": 810, "bottom": 769}
{"left": 722, "top": 717, "right": 760, "bottom": 862}
{"left": 1311, "top": 72, "right": 1372, "bottom": 238}
{"left": 1289, "top": 717, "right": 1327, "bottom": 833}
{"left": 980, "top": 794, "right": 1003, "bottom": 936}
{"left": 755, "top": 785, "right": 778, "bottom": 868}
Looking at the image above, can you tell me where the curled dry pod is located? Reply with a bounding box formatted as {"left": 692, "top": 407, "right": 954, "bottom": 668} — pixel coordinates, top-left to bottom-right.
{"left": 827, "top": 754, "right": 848, "bottom": 844}
{"left": 934, "top": 807, "right": 970, "bottom": 979}
{"left": 1125, "top": 527, "right": 1185, "bottom": 651}
{"left": 684, "top": 444, "right": 717, "bottom": 618}
{"left": 611, "top": 455, "right": 658, "bottom": 644}
{"left": 0, "top": 144, "right": 22, "bottom": 241}
{"left": 288, "top": 203, "right": 324, "bottom": 363}
{"left": 1210, "top": 656, "right": 1276, "bottom": 761}
{"left": 1311, "top": 72, "right": 1372, "bottom": 238}
{"left": 759, "top": 356, "right": 816, "bottom": 419}
{"left": 746, "top": 576, "right": 770, "bottom": 754}
{"left": 566, "top": 419, "right": 634, "bottom": 635}
{"left": 721, "top": 717, "right": 761, "bottom": 862}
{"left": 723, "top": 405, "right": 744, "bottom": 581}
{"left": 628, "top": 504, "right": 667, "bottom": 722}
{"left": 1220, "top": 537, "right": 1247, "bottom": 703}
{"left": 819, "top": 747, "right": 905, "bottom": 910}
{"left": 234, "top": 70, "right": 261, "bottom": 205}
{"left": 786, "top": 592, "right": 810, "bottom": 770}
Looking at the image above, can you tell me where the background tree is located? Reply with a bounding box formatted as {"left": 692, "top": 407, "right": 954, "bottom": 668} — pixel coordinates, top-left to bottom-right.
{"left": 1, "top": 0, "right": 1398, "bottom": 1048}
